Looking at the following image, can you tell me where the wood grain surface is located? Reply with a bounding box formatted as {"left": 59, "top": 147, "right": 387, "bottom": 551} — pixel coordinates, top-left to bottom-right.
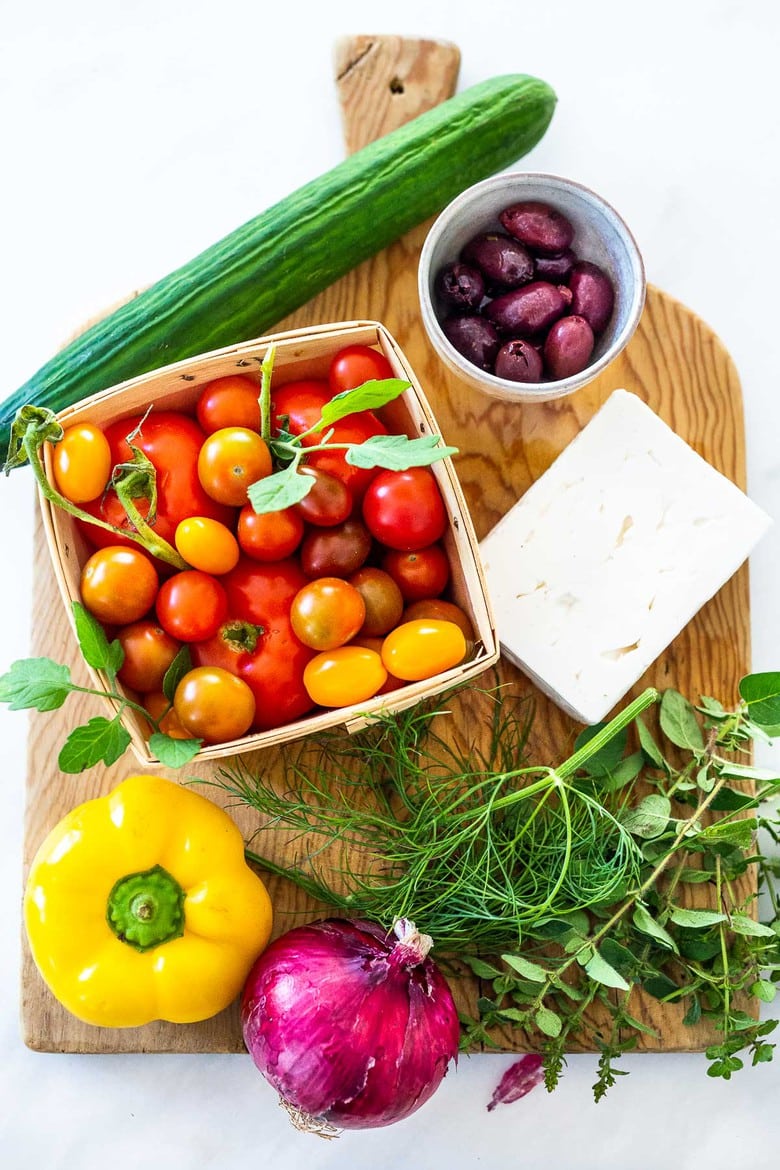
{"left": 20, "top": 37, "right": 753, "bottom": 1055}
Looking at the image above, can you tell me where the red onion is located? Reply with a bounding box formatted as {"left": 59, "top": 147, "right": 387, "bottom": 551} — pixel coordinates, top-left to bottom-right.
{"left": 241, "top": 917, "right": 460, "bottom": 1131}
{"left": 487, "top": 1055, "right": 544, "bottom": 1111}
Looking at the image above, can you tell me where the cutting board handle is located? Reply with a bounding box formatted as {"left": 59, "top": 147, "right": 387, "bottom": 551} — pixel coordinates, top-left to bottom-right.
{"left": 334, "top": 35, "right": 461, "bottom": 154}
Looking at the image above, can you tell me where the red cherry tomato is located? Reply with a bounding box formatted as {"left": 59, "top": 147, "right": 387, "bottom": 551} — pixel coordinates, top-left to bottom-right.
{"left": 362, "top": 467, "right": 448, "bottom": 551}
{"left": 328, "top": 344, "right": 395, "bottom": 394}
{"left": 192, "top": 557, "right": 316, "bottom": 731}
{"left": 294, "top": 467, "right": 353, "bottom": 528}
{"left": 155, "top": 570, "right": 229, "bottom": 642}
{"left": 271, "top": 380, "right": 388, "bottom": 500}
{"left": 381, "top": 543, "right": 451, "bottom": 602}
{"left": 116, "top": 620, "right": 181, "bottom": 692}
{"left": 237, "top": 504, "right": 304, "bottom": 562}
{"left": 196, "top": 375, "right": 261, "bottom": 434}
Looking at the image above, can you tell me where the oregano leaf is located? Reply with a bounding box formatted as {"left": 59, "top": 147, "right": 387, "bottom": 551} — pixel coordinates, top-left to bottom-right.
{"left": 632, "top": 904, "right": 679, "bottom": 953}
{"left": 584, "top": 949, "right": 630, "bottom": 990}
{"left": 739, "top": 671, "right": 780, "bottom": 728}
{"left": 669, "top": 908, "right": 727, "bottom": 929}
{"left": 660, "top": 689, "right": 704, "bottom": 751}
{"left": 620, "top": 794, "right": 671, "bottom": 839}
{"left": 501, "top": 954, "right": 548, "bottom": 982}
{"left": 728, "top": 914, "right": 776, "bottom": 938}
{"left": 534, "top": 1006, "right": 563, "bottom": 1038}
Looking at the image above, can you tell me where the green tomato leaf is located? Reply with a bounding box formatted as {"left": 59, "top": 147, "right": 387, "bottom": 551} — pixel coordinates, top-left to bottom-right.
{"left": 534, "top": 1006, "right": 563, "bottom": 1038}
{"left": 248, "top": 466, "right": 313, "bottom": 514}
{"left": 0, "top": 657, "right": 73, "bottom": 711}
{"left": 501, "top": 954, "right": 548, "bottom": 982}
{"left": 669, "top": 907, "right": 727, "bottom": 929}
{"left": 660, "top": 689, "right": 705, "bottom": 751}
{"left": 728, "top": 914, "right": 776, "bottom": 938}
{"left": 584, "top": 949, "right": 630, "bottom": 990}
{"left": 162, "top": 645, "right": 193, "bottom": 704}
{"left": 148, "top": 732, "right": 203, "bottom": 768}
{"left": 739, "top": 672, "right": 780, "bottom": 728}
{"left": 318, "top": 379, "right": 411, "bottom": 427}
{"left": 632, "top": 904, "right": 679, "bottom": 952}
{"left": 58, "top": 716, "right": 131, "bottom": 773}
{"left": 620, "top": 794, "right": 672, "bottom": 839}
{"left": 72, "top": 601, "right": 124, "bottom": 677}
{"left": 345, "top": 433, "right": 459, "bottom": 471}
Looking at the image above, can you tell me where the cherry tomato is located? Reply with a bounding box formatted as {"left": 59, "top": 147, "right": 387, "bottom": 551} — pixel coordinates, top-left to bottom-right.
{"left": 116, "top": 620, "right": 180, "bottom": 692}
{"left": 300, "top": 517, "right": 372, "bottom": 578}
{"left": 303, "top": 646, "right": 387, "bottom": 708}
{"left": 155, "top": 570, "right": 228, "bottom": 642}
{"left": 363, "top": 467, "right": 448, "bottom": 551}
{"left": 102, "top": 411, "right": 234, "bottom": 541}
{"left": 198, "top": 427, "right": 272, "bottom": 506}
{"left": 175, "top": 516, "right": 240, "bottom": 575}
{"left": 173, "top": 666, "right": 256, "bottom": 744}
{"left": 290, "top": 578, "right": 366, "bottom": 651}
{"left": 196, "top": 375, "right": 261, "bottom": 434}
{"left": 271, "top": 380, "right": 388, "bottom": 499}
{"left": 80, "top": 546, "right": 159, "bottom": 625}
{"left": 237, "top": 504, "right": 304, "bottom": 562}
{"left": 381, "top": 619, "right": 467, "bottom": 681}
{"left": 381, "top": 543, "right": 451, "bottom": 601}
{"left": 52, "top": 423, "right": 112, "bottom": 503}
{"left": 193, "top": 557, "right": 316, "bottom": 731}
{"left": 294, "top": 467, "right": 353, "bottom": 528}
{"left": 328, "top": 344, "right": 395, "bottom": 394}
{"left": 142, "top": 690, "right": 190, "bottom": 739}
{"left": 402, "top": 598, "right": 475, "bottom": 641}
{"left": 348, "top": 567, "right": 404, "bottom": 636}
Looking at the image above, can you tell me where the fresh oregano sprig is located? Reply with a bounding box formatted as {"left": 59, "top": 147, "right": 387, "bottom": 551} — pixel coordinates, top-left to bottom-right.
{"left": 0, "top": 602, "right": 201, "bottom": 771}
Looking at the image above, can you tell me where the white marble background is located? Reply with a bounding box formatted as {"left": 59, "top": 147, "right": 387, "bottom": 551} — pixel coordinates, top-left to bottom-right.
{"left": 2, "top": 2, "right": 779, "bottom": 1166}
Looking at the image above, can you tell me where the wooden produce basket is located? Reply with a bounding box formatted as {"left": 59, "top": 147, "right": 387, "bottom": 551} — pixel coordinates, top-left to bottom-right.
{"left": 38, "top": 319, "right": 500, "bottom": 766}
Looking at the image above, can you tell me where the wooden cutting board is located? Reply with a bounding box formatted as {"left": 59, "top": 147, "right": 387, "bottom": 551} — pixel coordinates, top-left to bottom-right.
{"left": 21, "top": 37, "right": 753, "bottom": 1055}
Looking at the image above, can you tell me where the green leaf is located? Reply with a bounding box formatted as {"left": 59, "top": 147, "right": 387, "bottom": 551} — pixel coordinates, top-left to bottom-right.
{"left": 501, "top": 954, "right": 548, "bottom": 982}
{"left": 677, "top": 867, "right": 716, "bottom": 885}
{"left": 148, "top": 732, "right": 202, "bottom": 768}
{"left": 660, "top": 689, "right": 705, "bottom": 751}
{"left": 739, "top": 672, "right": 780, "bottom": 728}
{"left": 598, "top": 752, "right": 645, "bottom": 792}
{"left": 248, "top": 466, "right": 314, "bottom": 514}
{"left": 58, "top": 716, "right": 131, "bottom": 773}
{"left": 573, "top": 723, "right": 627, "bottom": 776}
{"left": 534, "top": 1006, "right": 563, "bottom": 1038}
{"left": 71, "top": 601, "right": 123, "bottom": 677}
{"left": 750, "top": 979, "right": 777, "bottom": 1003}
{"left": 162, "top": 645, "right": 193, "bottom": 704}
{"left": 716, "top": 761, "right": 780, "bottom": 783}
{"left": 0, "top": 657, "right": 73, "bottom": 711}
{"left": 729, "top": 914, "right": 776, "bottom": 938}
{"left": 345, "top": 433, "right": 458, "bottom": 471}
{"left": 584, "top": 949, "right": 630, "bottom": 990}
{"left": 620, "top": 794, "right": 671, "bottom": 839}
{"left": 636, "top": 716, "right": 671, "bottom": 772}
{"left": 460, "top": 956, "right": 503, "bottom": 980}
{"left": 643, "top": 973, "right": 682, "bottom": 1001}
{"left": 699, "top": 818, "right": 757, "bottom": 850}
{"left": 599, "top": 937, "right": 638, "bottom": 977}
{"left": 632, "top": 903, "right": 679, "bottom": 953}
{"left": 709, "top": 787, "right": 760, "bottom": 812}
{"left": 698, "top": 696, "right": 727, "bottom": 719}
{"left": 683, "top": 995, "right": 702, "bottom": 1026}
{"left": 669, "top": 907, "right": 727, "bottom": 929}
{"left": 318, "top": 378, "right": 411, "bottom": 426}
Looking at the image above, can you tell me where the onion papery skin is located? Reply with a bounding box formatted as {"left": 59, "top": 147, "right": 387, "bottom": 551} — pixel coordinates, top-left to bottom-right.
{"left": 240, "top": 917, "right": 460, "bottom": 1130}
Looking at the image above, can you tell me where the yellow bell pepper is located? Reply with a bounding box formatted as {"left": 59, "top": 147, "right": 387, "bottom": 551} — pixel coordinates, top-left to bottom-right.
{"left": 24, "top": 774, "right": 273, "bottom": 1027}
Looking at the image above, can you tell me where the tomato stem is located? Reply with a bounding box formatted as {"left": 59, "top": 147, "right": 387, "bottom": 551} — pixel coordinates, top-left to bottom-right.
{"left": 259, "top": 345, "right": 276, "bottom": 446}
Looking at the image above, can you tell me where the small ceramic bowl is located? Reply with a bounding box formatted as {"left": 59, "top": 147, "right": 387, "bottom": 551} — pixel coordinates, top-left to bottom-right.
{"left": 418, "top": 172, "right": 646, "bottom": 403}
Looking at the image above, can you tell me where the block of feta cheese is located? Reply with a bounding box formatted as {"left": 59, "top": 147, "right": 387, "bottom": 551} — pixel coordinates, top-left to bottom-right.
{"left": 479, "top": 389, "right": 771, "bottom": 725}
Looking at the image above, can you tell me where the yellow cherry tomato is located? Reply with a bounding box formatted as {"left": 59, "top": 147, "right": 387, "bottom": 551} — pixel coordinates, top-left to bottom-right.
{"left": 174, "top": 516, "right": 240, "bottom": 575}
{"left": 52, "top": 422, "right": 112, "bottom": 503}
{"left": 381, "top": 619, "right": 467, "bottom": 681}
{"left": 303, "top": 646, "right": 387, "bottom": 708}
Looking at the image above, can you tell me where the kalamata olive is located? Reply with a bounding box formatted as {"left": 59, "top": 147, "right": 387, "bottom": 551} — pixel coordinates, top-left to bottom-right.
{"left": 499, "top": 201, "right": 575, "bottom": 256}
{"left": 435, "top": 262, "right": 485, "bottom": 311}
{"left": 484, "top": 281, "right": 572, "bottom": 337}
{"left": 460, "top": 232, "right": 534, "bottom": 289}
{"left": 543, "top": 315, "right": 595, "bottom": 380}
{"left": 569, "top": 261, "right": 615, "bottom": 333}
{"left": 494, "top": 340, "right": 544, "bottom": 383}
{"left": 441, "top": 314, "right": 501, "bottom": 371}
{"left": 533, "top": 248, "right": 577, "bottom": 282}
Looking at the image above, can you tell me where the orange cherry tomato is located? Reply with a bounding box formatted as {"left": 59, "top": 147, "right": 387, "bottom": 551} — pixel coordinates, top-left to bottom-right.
{"left": 198, "top": 427, "right": 272, "bottom": 506}
{"left": 381, "top": 619, "right": 467, "bottom": 681}
{"left": 174, "top": 516, "right": 240, "bottom": 575}
{"left": 195, "top": 375, "right": 261, "bottom": 434}
{"left": 116, "top": 621, "right": 180, "bottom": 692}
{"left": 80, "top": 546, "right": 159, "bottom": 625}
{"left": 290, "top": 578, "right": 366, "bottom": 651}
{"left": 401, "top": 599, "right": 475, "bottom": 641}
{"left": 142, "top": 690, "right": 190, "bottom": 739}
{"left": 52, "top": 423, "right": 112, "bottom": 504}
{"left": 237, "top": 504, "right": 305, "bottom": 562}
{"left": 173, "top": 666, "right": 256, "bottom": 744}
{"left": 303, "top": 646, "right": 387, "bottom": 708}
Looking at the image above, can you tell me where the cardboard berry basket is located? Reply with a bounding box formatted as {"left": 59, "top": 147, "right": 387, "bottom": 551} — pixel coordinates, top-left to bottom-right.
{"left": 38, "top": 319, "right": 500, "bottom": 766}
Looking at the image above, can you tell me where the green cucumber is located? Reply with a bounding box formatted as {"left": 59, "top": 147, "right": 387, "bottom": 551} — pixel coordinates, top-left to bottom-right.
{"left": 1, "top": 74, "right": 556, "bottom": 455}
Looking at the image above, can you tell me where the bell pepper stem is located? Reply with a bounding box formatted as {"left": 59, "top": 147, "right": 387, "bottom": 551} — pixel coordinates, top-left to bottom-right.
{"left": 106, "top": 865, "right": 185, "bottom": 952}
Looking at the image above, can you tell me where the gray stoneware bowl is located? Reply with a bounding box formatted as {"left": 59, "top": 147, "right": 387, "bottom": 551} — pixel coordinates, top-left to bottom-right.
{"left": 418, "top": 172, "right": 646, "bottom": 403}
